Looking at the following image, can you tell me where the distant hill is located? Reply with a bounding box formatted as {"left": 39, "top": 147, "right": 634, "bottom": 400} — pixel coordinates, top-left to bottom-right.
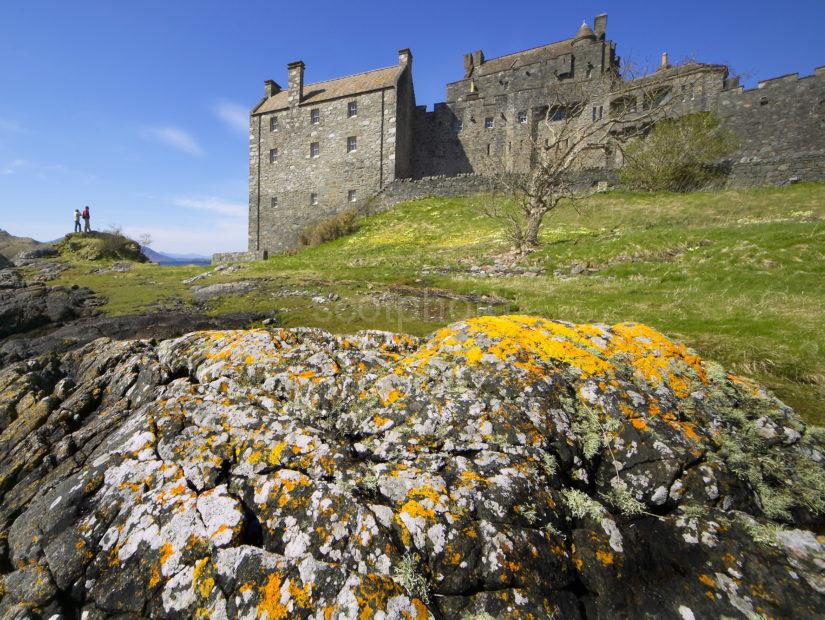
{"left": 142, "top": 247, "right": 211, "bottom": 266}
{"left": 0, "top": 229, "right": 43, "bottom": 261}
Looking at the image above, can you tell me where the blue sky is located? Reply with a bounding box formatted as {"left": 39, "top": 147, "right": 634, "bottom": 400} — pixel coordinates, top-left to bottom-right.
{"left": 1, "top": 0, "right": 823, "bottom": 254}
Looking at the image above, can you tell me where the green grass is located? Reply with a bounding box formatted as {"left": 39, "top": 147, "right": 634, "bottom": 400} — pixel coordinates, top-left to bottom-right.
{"left": 52, "top": 183, "right": 825, "bottom": 425}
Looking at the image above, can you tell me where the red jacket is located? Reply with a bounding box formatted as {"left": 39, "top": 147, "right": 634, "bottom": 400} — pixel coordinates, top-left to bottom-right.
{"left": 82, "top": 207, "right": 90, "bottom": 219}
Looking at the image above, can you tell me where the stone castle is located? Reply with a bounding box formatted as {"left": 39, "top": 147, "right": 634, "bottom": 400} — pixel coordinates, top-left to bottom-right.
{"left": 219, "top": 13, "right": 825, "bottom": 261}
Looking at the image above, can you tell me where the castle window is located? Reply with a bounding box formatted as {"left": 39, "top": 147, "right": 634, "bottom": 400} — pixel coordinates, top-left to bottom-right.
{"left": 271, "top": 196, "right": 278, "bottom": 208}
{"left": 454, "top": 119, "right": 463, "bottom": 131}
{"left": 484, "top": 117, "right": 494, "bottom": 129}
{"left": 310, "top": 142, "right": 320, "bottom": 158}
{"left": 347, "top": 190, "right": 357, "bottom": 202}
{"left": 270, "top": 116, "right": 279, "bottom": 131}
{"left": 610, "top": 95, "right": 637, "bottom": 116}
{"left": 310, "top": 108, "right": 320, "bottom": 124}
{"left": 486, "top": 143, "right": 491, "bottom": 156}
{"left": 347, "top": 136, "right": 357, "bottom": 152}
{"left": 586, "top": 65, "right": 593, "bottom": 79}
{"left": 760, "top": 96, "right": 769, "bottom": 106}
{"left": 269, "top": 148, "right": 278, "bottom": 163}
{"left": 592, "top": 106, "right": 603, "bottom": 121}
{"left": 347, "top": 101, "right": 358, "bottom": 117}
{"left": 310, "top": 192, "right": 318, "bottom": 206}
{"left": 518, "top": 111, "right": 527, "bottom": 124}
{"left": 550, "top": 107, "right": 566, "bottom": 121}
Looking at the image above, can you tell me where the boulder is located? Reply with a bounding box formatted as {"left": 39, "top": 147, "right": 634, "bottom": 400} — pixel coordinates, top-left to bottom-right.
{"left": 0, "top": 315, "right": 822, "bottom": 618}
{"left": 0, "top": 285, "right": 101, "bottom": 339}
{"left": 190, "top": 280, "right": 260, "bottom": 303}
{"left": 11, "top": 246, "right": 58, "bottom": 266}
{"left": 0, "top": 254, "right": 9, "bottom": 269}
{"left": 0, "top": 269, "right": 23, "bottom": 289}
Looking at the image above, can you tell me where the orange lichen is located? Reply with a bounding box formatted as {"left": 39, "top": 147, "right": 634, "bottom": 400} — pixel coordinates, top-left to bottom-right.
{"left": 288, "top": 579, "right": 312, "bottom": 608}
{"left": 354, "top": 574, "right": 397, "bottom": 620}
{"left": 630, "top": 418, "right": 650, "bottom": 432}
{"left": 407, "top": 485, "right": 443, "bottom": 505}
{"left": 268, "top": 442, "right": 286, "bottom": 465}
{"left": 699, "top": 574, "right": 716, "bottom": 588}
{"left": 148, "top": 564, "right": 161, "bottom": 588}
{"left": 397, "top": 316, "right": 708, "bottom": 407}
{"left": 400, "top": 499, "right": 436, "bottom": 521}
{"left": 258, "top": 572, "right": 289, "bottom": 619}
{"left": 193, "top": 557, "right": 214, "bottom": 598}
{"left": 412, "top": 598, "right": 429, "bottom": 619}
{"left": 381, "top": 389, "right": 402, "bottom": 406}
{"left": 159, "top": 543, "right": 175, "bottom": 567}
{"left": 596, "top": 549, "right": 614, "bottom": 566}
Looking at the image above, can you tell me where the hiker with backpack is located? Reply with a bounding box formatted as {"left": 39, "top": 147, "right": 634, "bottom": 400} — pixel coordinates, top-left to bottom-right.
{"left": 82, "top": 206, "right": 91, "bottom": 233}
{"left": 73, "top": 209, "right": 81, "bottom": 233}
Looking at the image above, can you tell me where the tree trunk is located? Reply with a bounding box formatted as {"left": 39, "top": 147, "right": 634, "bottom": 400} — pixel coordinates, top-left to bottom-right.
{"left": 523, "top": 199, "right": 546, "bottom": 248}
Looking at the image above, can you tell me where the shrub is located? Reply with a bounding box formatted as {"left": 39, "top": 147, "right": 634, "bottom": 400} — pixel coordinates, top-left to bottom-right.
{"left": 620, "top": 113, "right": 738, "bottom": 192}
{"left": 298, "top": 209, "right": 360, "bottom": 247}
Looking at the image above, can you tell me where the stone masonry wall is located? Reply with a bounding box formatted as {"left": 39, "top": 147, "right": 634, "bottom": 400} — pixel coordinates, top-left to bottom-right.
{"left": 370, "top": 169, "right": 619, "bottom": 214}
{"left": 249, "top": 86, "right": 401, "bottom": 254}
{"left": 714, "top": 68, "right": 825, "bottom": 186}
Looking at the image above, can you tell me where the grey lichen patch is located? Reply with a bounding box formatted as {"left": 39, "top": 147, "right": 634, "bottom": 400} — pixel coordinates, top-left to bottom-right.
{"left": 393, "top": 551, "right": 430, "bottom": 604}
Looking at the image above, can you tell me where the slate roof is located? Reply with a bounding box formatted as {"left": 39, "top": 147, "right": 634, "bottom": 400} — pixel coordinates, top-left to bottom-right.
{"left": 253, "top": 65, "right": 404, "bottom": 114}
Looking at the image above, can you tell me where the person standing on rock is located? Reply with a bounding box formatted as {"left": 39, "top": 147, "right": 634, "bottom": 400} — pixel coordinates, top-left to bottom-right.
{"left": 82, "top": 206, "right": 91, "bottom": 233}
{"left": 73, "top": 209, "right": 82, "bottom": 233}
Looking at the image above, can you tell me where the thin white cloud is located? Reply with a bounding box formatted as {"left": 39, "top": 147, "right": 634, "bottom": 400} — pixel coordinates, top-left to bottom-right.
{"left": 0, "top": 159, "right": 26, "bottom": 175}
{"left": 141, "top": 126, "right": 204, "bottom": 157}
{"left": 173, "top": 196, "right": 246, "bottom": 218}
{"left": 213, "top": 101, "right": 249, "bottom": 134}
{"left": 0, "top": 158, "right": 67, "bottom": 177}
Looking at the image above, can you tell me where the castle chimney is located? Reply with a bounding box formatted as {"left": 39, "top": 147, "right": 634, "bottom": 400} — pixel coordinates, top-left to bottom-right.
{"left": 398, "top": 48, "right": 412, "bottom": 66}
{"left": 471, "top": 50, "right": 485, "bottom": 68}
{"left": 661, "top": 51, "right": 670, "bottom": 69}
{"left": 264, "top": 80, "right": 282, "bottom": 98}
{"left": 594, "top": 13, "right": 607, "bottom": 39}
{"left": 287, "top": 61, "right": 305, "bottom": 107}
{"left": 463, "top": 53, "right": 474, "bottom": 78}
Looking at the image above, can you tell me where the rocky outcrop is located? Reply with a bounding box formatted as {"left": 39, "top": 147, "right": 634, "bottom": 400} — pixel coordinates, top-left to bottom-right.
{"left": 0, "top": 316, "right": 822, "bottom": 618}
{"left": 190, "top": 280, "right": 261, "bottom": 303}
{"left": 0, "top": 311, "right": 269, "bottom": 368}
{"left": 0, "top": 270, "right": 23, "bottom": 290}
{"left": 0, "top": 284, "right": 101, "bottom": 339}
{"left": 11, "top": 247, "right": 58, "bottom": 266}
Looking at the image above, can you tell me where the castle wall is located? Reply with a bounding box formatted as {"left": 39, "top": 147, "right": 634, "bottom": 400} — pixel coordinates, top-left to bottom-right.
{"left": 414, "top": 36, "right": 616, "bottom": 178}
{"left": 233, "top": 16, "right": 825, "bottom": 263}
{"left": 394, "top": 64, "right": 416, "bottom": 179}
{"left": 249, "top": 85, "right": 403, "bottom": 253}
{"left": 714, "top": 68, "right": 825, "bottom": 186}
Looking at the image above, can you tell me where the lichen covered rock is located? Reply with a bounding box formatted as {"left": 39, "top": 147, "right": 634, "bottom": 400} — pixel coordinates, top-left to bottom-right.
{"left": 0, "top": 316, "right": 823, "bottom": 618}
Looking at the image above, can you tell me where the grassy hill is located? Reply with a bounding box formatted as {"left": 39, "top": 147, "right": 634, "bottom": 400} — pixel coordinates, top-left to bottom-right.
{"left": 50, "top": 183, "right": 825, "bottom": 424}
{"left": 0, "top": 229, "right": 41, "bottom": 260}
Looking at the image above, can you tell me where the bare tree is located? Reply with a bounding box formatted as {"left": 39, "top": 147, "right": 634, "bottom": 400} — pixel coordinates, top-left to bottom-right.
{"left": 482, "top": 64, "right": 680, "bottom": 252}
{"left": 138, "top": 233, "right": 153, "bottom": 248}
